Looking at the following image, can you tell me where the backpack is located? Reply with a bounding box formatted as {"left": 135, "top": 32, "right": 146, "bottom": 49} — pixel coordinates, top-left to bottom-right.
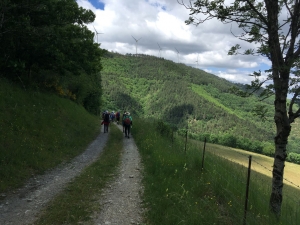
{"left": 124, "top": 116, "right": 131, "bottom": 125}
{"left": 104, "top": 113, "right": 110, "bottom": 122}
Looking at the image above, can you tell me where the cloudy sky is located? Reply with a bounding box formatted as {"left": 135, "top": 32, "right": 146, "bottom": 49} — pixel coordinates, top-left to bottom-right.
{"left": 76, "top": 0, "right": 271, "bottom": 84}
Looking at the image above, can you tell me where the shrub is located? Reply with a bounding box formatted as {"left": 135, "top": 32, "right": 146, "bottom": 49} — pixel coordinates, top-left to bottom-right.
{"left": 286, "top": 152, "right": 300, "bottom": 164}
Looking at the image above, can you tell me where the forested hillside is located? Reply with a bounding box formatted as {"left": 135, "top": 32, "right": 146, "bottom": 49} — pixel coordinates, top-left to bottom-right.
{"left": 100, "top": 52, "right": 300, "bottom": 158}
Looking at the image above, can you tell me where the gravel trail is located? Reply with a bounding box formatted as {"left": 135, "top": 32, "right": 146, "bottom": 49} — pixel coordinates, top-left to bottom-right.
{"left": 0, "top": 124, "right": 144, "bottom": 225}
{"left": 0, "top": 132, "right": 109, "bottom": 225}
{"left": 89, "top": 125, "right": 144, "bottom": 225}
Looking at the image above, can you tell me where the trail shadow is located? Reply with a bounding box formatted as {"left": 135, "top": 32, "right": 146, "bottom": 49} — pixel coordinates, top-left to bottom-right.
{"left": 163, "top": 104, "right": 194, "bottom": 128}
{"left": 110, "top": 92, "right": 143, "bottom": 115}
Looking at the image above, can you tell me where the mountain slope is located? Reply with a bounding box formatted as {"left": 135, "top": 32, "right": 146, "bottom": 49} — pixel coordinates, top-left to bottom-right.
{"left": 100, "top": 52, "right": 300, "bottom": 154}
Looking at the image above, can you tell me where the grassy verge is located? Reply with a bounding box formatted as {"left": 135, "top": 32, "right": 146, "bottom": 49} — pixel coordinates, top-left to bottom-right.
{"left": 133, "top": 119, "right": 223, "bottom": 224}
{"left": 133, "top": 118, "right": 300, "bottom": 225}
{"left": 35, "top": 124, "right": 123, "bottom": 224}
{"left": 0, "top": 77, "right": 101, "bottom": 193}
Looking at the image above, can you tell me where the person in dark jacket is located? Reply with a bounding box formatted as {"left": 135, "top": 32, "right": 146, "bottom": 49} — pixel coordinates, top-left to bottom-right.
{"left": 123, "top": 112, "right": 132, "bottom": 138}
{"left": 122, "top": 111, "right": 126, "bottom": 133}
{"left": 101, "top": 111, "right": 110, "bottom": 133}
{"left": 115, "top": 111, "right": 120, "bottom": 124}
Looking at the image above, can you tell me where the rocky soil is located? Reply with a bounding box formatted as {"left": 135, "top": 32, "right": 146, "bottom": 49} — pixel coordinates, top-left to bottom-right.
{"left": 0, "top": 124, "right": 144, "bottom": 225}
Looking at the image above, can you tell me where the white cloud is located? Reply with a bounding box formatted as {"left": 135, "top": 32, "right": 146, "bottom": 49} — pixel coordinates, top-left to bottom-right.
{"left": 76, "top": 0, "right": 269, "bottom": 84}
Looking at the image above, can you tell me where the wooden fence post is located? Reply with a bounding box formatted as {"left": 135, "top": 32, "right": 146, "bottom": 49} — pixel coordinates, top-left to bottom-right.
{"left": 172, "top": 130, "right": 174, "bottom": 144}
{"left": 184, "top": 130, "right": 188, "bottom": 153}
{"left": 243, "top": 155, "right": 252, "bottom": 225}
{"left": 201, "top": 137, "right": 206, "bottom": 170}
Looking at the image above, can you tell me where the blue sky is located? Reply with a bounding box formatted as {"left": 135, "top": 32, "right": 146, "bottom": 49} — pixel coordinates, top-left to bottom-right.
{"left": 77, "top": 0, "right": 272, "bottom": 85}
{"left": 88, "top": 0, "right": 105, "bottom": 10}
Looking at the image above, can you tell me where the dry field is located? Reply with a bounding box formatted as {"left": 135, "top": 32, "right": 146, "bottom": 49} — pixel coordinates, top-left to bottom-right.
{"left": 205, "top": 142, "right": 300, "bottom": 190}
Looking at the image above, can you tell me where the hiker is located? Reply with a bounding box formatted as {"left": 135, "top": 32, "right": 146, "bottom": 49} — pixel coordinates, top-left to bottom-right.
{"left": 123, "top": 112, "right": 132, "bottom": 138}
{"left": 115, "top": 111, "right": 120, "bottom": 124}
{"left": 122, "top": 111, "right": 127, "bottom": 133}
{"left": 110, "top": 111, "right": 115, "bottom": 122}
{"left": 101, "top": 111, "right": 110, "bottom": 133}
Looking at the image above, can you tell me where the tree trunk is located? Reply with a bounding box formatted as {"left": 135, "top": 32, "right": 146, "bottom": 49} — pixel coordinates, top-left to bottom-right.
{"left": 269, "top": 76, "right": 291, "bottom": 216}
{"left": 269, "top": 139, "right": 288, "bottom": 215}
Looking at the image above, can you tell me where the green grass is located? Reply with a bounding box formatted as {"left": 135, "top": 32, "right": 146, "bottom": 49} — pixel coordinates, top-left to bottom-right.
{"left": 134, "top": 119, "right": 225, "bottom": 224}
{"left": 133, "top": 118, "right": 300, "bottom": 225}
{"left": 34, "top": 124, "right": 123, "bottom": 224}
{"left": 191, "top": 84, "right": 238, "bottom": 117}
{"left": 0, "top": 77, "right": 101, "bottom": 192}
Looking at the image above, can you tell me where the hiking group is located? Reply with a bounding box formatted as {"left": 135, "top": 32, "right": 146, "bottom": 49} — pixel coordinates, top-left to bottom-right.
{"left": 101, "top": 110, "right": 133, "bottom": 138}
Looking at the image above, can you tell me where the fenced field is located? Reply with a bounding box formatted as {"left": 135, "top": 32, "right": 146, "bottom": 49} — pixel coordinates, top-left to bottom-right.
{"left": 191, "top": 139, "right": 300, "bottom": 225}
{"left": 197, "top": 140, "right": 300, "bottom": 189}
{"left": 134, "top": 119, "right": 300, "bottom": 225}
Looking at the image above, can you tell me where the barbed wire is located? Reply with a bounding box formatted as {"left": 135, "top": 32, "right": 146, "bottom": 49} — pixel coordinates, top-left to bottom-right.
{"left": 204, "top": 142, "right": 300, "bottom": 190}
{"left": 202, "top": 144, "right": 300, "bottom": 208}
{"left": 205, "top": 152, "right": 248, "bottom": 185}
{"left": 251, "top": 158, "right": 300, "bottom": 189}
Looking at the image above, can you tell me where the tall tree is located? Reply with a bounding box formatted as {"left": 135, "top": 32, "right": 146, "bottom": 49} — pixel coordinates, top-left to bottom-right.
{"left": 0, "top": 0, "right": 102, "bottom": 80}
{"left": 0, "top": 0, "right": 105, "bottom": 114}
{"left": 179, "top": 0, "right": 300, "bottom": 216}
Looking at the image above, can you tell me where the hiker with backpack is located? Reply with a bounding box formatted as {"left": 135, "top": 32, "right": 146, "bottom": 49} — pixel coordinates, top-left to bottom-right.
{"left": 115, "top": 111, "right": 120, "bottom": 124}
{"left": 123, "top": 112, "right": 132, "bottom": 138}
{"left": 122, "top": 111, "right": 127, "bottom": 133}
{"left": 101, "top": 111, "right": 110, "bottom": 133}
{"left": 110, "top": 111, "right": 115, "bottom": 122}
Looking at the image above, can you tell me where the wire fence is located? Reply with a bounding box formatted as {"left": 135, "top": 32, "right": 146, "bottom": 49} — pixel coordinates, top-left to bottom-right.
{"left": 197, "top": 138, "right": 300, "bottom": 225}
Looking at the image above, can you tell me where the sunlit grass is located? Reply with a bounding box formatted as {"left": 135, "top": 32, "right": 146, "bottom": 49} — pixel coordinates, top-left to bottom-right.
{"left": 191, "top": 84, "right": 237, "bottom": 117}
{"left": 133, "top": 118, "right": 300, "bottom": 225}
{"left": 203, "top": 141, "right": 300, "bottom": 189}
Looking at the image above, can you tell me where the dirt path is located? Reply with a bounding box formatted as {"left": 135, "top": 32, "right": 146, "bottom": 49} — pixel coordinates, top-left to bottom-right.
{"left": 88, "top": 125, "right": 144, "bottom": 225}
{"left": 0, "top": 124, "right": 144, "bottom": 225}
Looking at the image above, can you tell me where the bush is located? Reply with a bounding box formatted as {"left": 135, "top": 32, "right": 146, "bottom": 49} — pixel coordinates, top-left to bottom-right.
{"left": 286, "top": 152, "right": 300, "bottom": 164}
{"left": 219, "top": 133, "right": 237, "bottom": 148}
{"left": 156, "top": 120, "right": 173, "bottom": 138}
{"left": 262, "top": 142, "right": 275, "bottom": 156}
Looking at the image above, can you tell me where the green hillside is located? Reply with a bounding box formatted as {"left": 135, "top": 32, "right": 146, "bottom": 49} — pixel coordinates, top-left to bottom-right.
{"left": 100, "top": 52, "right": 300, "bottom": 155}
{"left": 0, "top": 77, "right": 100, "bottom": 192}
